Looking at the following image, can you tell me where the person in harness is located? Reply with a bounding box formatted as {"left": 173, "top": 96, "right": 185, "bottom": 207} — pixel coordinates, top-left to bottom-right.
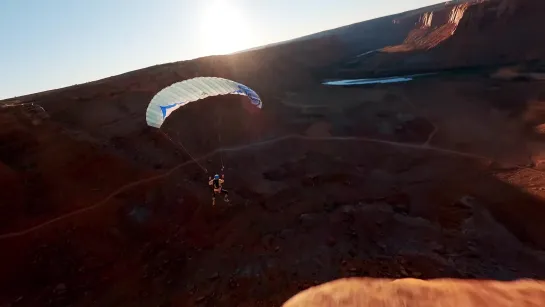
{"left": 209, "top": 173, "right": 229, "bottom": 206}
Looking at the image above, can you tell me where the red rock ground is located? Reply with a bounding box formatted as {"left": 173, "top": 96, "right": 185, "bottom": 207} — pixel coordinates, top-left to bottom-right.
{"left": 283, "top": 278, "right": 545, "bottom": 307}
{"left": 2, "top": 0, "right": 545, "bottom": 306}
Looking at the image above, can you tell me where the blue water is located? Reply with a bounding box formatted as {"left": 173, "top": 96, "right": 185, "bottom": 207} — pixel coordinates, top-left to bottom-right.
{"left": 323, "top": 73, "right": 436, "bottom": 86}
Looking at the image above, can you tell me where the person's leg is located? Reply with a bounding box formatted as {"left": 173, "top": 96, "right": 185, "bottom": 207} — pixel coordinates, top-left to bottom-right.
{"left": 212, "top": 190, "right": 217, "bottom": 206}
{"left": 222, "top": 188, "right": 229, "bottom": 202}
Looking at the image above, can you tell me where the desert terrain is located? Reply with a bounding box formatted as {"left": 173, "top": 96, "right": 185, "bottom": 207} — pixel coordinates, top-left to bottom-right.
{"left": 2, "top": 0, "right": 545, "bottom": 306}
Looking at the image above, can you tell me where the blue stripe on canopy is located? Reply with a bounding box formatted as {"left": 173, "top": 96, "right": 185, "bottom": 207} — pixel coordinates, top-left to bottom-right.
{"left": 160, "top": 103, "right": 182, "bottom": 119}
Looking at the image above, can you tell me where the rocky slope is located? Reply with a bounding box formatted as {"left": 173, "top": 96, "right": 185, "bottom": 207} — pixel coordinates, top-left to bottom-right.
{"left": 0, "top": 104, "right": 148, "bottom": 234}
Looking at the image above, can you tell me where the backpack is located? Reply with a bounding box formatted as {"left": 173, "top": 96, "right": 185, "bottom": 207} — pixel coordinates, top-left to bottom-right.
{"left": 213, "top": 179, "right": 220, "bottom": 189}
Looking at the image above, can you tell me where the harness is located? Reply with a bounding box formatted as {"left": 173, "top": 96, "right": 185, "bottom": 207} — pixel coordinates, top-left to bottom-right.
{"left": 212, "top": 179, "right": 221, "bottom": 192}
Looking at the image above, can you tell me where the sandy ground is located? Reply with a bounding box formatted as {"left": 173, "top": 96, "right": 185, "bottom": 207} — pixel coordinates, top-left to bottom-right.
{"left": 283, "top": 278, "right": 545, "bottom": 307}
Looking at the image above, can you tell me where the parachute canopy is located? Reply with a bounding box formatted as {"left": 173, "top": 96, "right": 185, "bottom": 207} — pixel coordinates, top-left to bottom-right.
{"left": 146, "top": 77, "right": 262, "bottom": 128}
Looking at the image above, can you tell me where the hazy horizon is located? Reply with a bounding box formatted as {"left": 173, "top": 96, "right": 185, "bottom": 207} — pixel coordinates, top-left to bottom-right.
{"left": 1, "top": 0, "right": 445, "bottom": 99}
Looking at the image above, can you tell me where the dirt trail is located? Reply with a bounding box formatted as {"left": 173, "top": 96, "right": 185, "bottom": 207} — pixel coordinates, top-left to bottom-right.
{"left": 0, "top": 133, "right": 494, "bottom": 240}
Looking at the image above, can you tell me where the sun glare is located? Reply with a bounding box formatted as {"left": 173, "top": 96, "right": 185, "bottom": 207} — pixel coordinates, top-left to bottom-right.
{"left": 199, "top": 1, "right": 254, "bottom": 55}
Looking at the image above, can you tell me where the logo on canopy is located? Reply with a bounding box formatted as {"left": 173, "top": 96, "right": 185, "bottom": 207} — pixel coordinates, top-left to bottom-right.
{"left": 234, "top": 84, "right": 261, "bottom": 107}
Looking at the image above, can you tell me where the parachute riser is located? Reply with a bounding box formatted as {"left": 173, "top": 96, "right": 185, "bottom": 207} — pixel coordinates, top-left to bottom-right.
{"left": 157, "top": 129, "right": 208, "bottom": 173}
{"left": 145, "top": 77, "right": 264, "bottom": 176}
{"left": 216, "top": 109, "right": 225, "bottom": 171}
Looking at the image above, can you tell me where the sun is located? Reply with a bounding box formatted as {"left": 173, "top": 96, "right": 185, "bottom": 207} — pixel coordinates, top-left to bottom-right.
{"left": 199, "top": 1, "right": 254, "bottom": 55}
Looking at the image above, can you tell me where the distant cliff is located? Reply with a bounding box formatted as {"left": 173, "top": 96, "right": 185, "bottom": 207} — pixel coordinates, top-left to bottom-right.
{"left": 334, "top": 0, "right": 545, "bottom": 77}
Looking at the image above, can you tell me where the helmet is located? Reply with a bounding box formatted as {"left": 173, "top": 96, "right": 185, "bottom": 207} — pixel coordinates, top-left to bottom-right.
{"left": 214, "top": 174, "right": 220, "bottom": 179}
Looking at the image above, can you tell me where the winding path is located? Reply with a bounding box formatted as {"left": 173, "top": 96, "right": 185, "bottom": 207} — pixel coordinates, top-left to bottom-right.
{"left": 0, "top": 134, "right": 492, "bottom": 240}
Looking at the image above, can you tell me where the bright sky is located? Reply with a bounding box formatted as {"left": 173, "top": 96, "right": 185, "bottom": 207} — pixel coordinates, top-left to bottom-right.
{"left": 0, "top": 0, "right": 444, "bottom": 99}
